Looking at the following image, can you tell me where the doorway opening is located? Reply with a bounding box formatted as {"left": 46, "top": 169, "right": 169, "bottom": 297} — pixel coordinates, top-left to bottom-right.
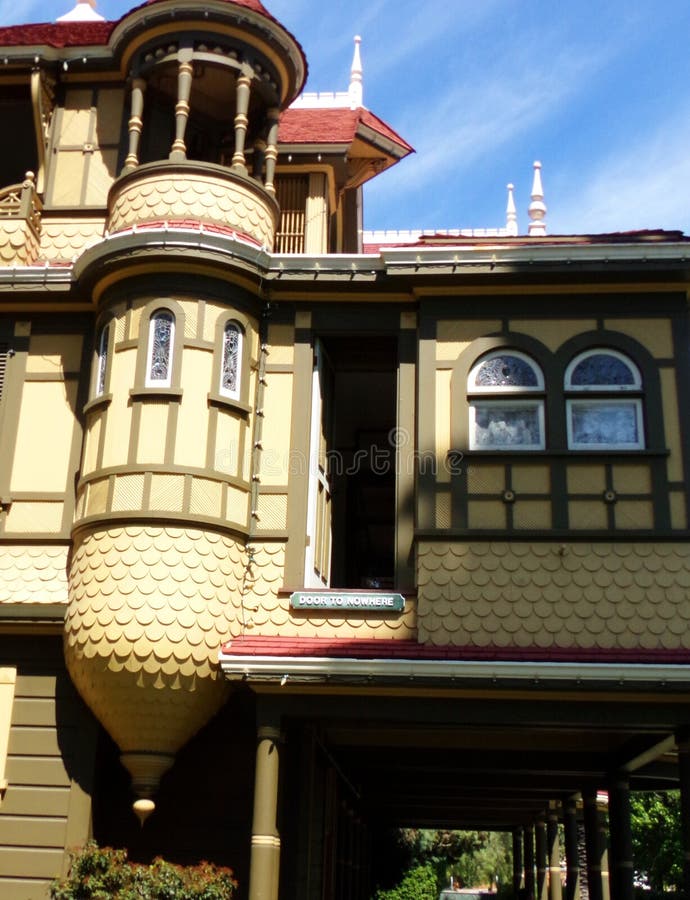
{"left": 310, "top": 335, "right": 398, "bottom": 590}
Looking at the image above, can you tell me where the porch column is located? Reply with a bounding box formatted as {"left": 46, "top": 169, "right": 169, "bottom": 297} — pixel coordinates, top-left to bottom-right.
{"left": 548, "top": 808, "right": 563, "bottom": 900}
{"left": 536, "top": 818, "right": 548, "bottom": 900}
{"left": 123, "top": 77, "right": 146, "bottom": 172}
{"left": 231, "top": 73, "right": 252, "bottom": 173}
{"left": 170, "top": 50, "right": 194, "bottom": 161}
{"left": 248, "top": 724, "right": 282, "bottom": 900}
{"left": 263, "top": 108, "right": 280, "bottom": 197}
{"left": 676, "top": 732, "right": 690, "bottom": 899}
{"left": 513, "top": 826, "right": 524, "bottom": 896}
{"left": 583, "top": 789, "right": 604, "bottom": 900}
{"left": 608, "top": 775, "right": 633, "bottom": 900}
{"left": 563, "top": 796, "right": 580, "bottom": 900}
{"left": 524, "top": 824, "right": 536, "bottom": 900}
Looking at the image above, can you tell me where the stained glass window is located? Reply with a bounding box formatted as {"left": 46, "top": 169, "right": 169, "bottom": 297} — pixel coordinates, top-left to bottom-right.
{"left": 566, "top": 350, "right": 644, "bottom": 449}
{"left": 220, "top": 322, "right": 242, "bottom": 398}
{"left": 95, "top": 324, "right": 109, "bottom": 396}
{"left": 146, "top": 310, "right": 175, "bottom": 387}
{"left": 468, "top": 350, "right": 545, "bottom": 450}
{"left": 472, "top": 353, "right": 541, "bottom": 389}
{"left": 566, "top": 350, "right": 640, "bottom": 390}
{"left": 471, "top": 402, "right": 544, "bottom": 449}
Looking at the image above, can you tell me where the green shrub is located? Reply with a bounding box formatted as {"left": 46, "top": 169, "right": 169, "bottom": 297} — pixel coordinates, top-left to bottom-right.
{"left": 51, "top": 842, "right": 237, "bottom": 900}
{"left": 374, "top": 862, "right": 440, "bottom": 900}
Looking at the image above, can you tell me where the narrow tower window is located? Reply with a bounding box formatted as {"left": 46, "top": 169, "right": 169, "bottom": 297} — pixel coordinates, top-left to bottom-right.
{"left": 145, "top": 310, "right": 175, "bottom": 388}
{"left": 220, "top": 322, "right": 242, "bottom": 399}
{"left": 95, "top": 324, "right": 110, "bottom": 397}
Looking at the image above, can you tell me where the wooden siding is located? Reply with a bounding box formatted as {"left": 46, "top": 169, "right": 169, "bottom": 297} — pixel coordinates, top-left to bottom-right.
{"left": 0, "top": 638, "right": 96, "bottom": 900}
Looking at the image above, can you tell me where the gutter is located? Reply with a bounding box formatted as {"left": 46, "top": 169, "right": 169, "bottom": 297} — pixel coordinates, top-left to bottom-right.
{"left": 219, "top": 654, "right": 690, "bottom": 687}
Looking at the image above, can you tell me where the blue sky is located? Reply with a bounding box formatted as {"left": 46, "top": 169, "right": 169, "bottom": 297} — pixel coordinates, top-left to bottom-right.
{"left": 4, "top": 0, "right": 690, "bottom": 236}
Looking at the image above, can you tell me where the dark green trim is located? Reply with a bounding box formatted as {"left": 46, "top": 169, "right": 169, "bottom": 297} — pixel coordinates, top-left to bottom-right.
{"left": 83, "top": 393, "right": 112, "bottom": 415}
{"left": 396, "top": 329, "right": 416, "bottom": 591}
{"left": 417, "top": 314, "right": 436, "bottom": 531}
{"left": 671, "top": 309, "right": 690, "bottom": 530}
{"left": 208, "top": 393, "right": 252, "bottom": 415}
{"left": 0, "top": 323, "right": 29, "bottom": 539}
{"left": 72, "top": 509, "right": 250, "bottom": 536}
{"left": 0, "top": 603, "right": 66, "bottom": 621}
{"left": 129, "top": 387, "right": 184, "bottom": 400}
{"left": 76, "top": 464, "right": 250, "bottom": 492}
{"left": 71, "top": 511, "right": 250, "bottom": 539}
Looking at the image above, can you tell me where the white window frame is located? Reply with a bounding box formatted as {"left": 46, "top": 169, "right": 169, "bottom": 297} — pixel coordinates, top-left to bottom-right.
{"left": 468, "top": 350, "right": 545, "bottom": 451}
{"left": 566, "top": 398, "right": 644, "bottom": 450}
{"left": 469, "top": 399, "right": 545, "bottom": 451}
{"left": 145, "top": 310, "right": 175, "bottom": 388}
{"left": 565, "top": 349, "right": 644, "bottom": 450}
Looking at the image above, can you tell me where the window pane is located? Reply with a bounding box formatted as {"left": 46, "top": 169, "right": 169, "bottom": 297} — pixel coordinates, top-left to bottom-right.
{"left": 148, "top": 312, "right": 174, "bottom": 384}
{"left": 569, "top": 352, "right": 637, "bottom": 387}
{"left": 221, "top": 324, "right": 240, "bottom": 396}
{"left": 569, "top": 401, "right": 642, "bottom": 447}
{"left": 473, "top": 354, "right": 539, "bottom": 388}
{"left": 96, "top": 325, "right": 109, "bottom": 396}
{"left": 472, "top": 403, "right": 543, "bottom": 449}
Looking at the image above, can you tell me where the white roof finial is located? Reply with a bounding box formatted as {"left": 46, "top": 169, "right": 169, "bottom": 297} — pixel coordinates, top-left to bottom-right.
{"left": 506, "top": 183, "right": 518, "bottom": 236}
{"left": 57, "top": 0, "right": 105, "bottom": 22}
{"left": 349, "top": 36, "right": 363, "bottom": 110}
{"left": 528, "top": 160, "right": 547, "bottom": 236}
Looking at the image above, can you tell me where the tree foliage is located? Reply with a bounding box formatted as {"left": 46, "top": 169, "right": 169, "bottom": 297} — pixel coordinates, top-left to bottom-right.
{"left": 51, "top": 842, "right": 238, "bottom": 900}
{"left": 374, "top": 862, "right": 440, "bottom": 900}
{"left": 630, "top": 791, "right": 682, "bottom": 893}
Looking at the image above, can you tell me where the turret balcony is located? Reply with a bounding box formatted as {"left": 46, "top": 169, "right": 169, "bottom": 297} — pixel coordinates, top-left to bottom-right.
{"left": 0, "top": 172, "right": 42, "bottom": 265}
{"left": 106, "top": 161, "right": 279, "bottom": 250}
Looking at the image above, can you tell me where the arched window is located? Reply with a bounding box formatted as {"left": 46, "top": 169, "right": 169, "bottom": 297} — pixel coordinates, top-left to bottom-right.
{"left": 565, "top": 349, "right": 644, "bottom": 449}
{"left": 94, "top": 323, "right": 110, "bottom": 397}
{"left": 220, "top": 321, "right": 242, "bottom": 399}
{"left": 468, "top": 350, "right": 545, "bottom": 450}
{"left": 145, "top": 310, "right": 175, "bottom": 388}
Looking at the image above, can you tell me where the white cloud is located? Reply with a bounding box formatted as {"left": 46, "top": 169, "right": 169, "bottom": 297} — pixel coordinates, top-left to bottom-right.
{"left": 552, "top": 110, "right": 690, "bottom": 235}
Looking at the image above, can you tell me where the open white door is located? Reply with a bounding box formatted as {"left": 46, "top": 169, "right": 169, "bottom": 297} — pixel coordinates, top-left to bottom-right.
{"left": 304, "top": 340, "right": 333, "bottom": 587}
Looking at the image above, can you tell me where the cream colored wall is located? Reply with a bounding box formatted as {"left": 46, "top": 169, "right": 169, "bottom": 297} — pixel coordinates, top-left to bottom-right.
{"left": 260, "top": 372, "right": 293, "bottom": 485}
{"left": 75, "top": 295, "right": 258, "bottom": 534}
{"left": 49, "top": 87, "right": 124, "bottom": 208}
{"left": 5, "top": 333, "right": 82, "bottom": 536}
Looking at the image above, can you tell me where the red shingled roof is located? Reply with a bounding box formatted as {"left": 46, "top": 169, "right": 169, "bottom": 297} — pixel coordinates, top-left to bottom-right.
{"left": 0, "top": 0, "right": 282, "bottom": 48}
{"left": 0, "top": 21, "right": 113, "bottom": 47}
{"left": 221, "top": 634, "right": 690, "bottom": 665}
{"left": 279, "top": 106, "right": 413, "bottom": 155}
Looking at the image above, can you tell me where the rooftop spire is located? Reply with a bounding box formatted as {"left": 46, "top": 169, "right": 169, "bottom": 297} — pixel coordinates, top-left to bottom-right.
{"left": 506, "top": 183, "right": 518, "bottom": 236}
{"left": 56, "top": 0, "right": 105, "bottom": 22}
{"left": 349, "top": 35, "right": 363, "bottom": 109}
{"left": 528, "top": 160, "right": 547, "bottom": 236}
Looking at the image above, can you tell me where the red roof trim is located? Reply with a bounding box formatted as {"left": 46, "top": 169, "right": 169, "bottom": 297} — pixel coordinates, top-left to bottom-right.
{"left": 221, "top": 635, "right": 690, "bottom": 665}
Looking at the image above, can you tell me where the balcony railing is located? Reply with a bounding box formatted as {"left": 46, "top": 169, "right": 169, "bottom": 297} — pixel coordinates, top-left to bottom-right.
{"left": 0, "top": 172, "right": 43, "bottom": 265}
